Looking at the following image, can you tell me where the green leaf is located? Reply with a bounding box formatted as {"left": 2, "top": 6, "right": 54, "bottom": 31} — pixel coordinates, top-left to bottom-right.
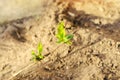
{"left": 63, "top": 37, "right": 69, "bottom": 43}
{"left": 62, "top": 34, "right": 73, "bottom": 43}
{"left": 31, "top": 51, "right": 36, "bottom": 56}
{"left": 57, "top": 21, "right": 66, "bottom": 38}
{"left": 37, "top": 43, "right": 43, "bottom": 54}
{"left": 31, "top": 51, "right": 37, "bottom": 60}
{"left": 56, "top": 21, "right": 66, "bottom": 44}
{"left": 38, "top": 54, "right": 44, "bottom": 59}
{"left": 66, "top": 34, "right": 73, "bottom": 40}
{"left": 66, "top": 41, "right": 72, "bottom": 45}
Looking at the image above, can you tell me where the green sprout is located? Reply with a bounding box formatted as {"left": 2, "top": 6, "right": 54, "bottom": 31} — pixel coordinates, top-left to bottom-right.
{"left": 56, "top": 21, "right": 73, "bottom": 44}
{"left": 31, "top": 43, "right": 44, "bottom": 61}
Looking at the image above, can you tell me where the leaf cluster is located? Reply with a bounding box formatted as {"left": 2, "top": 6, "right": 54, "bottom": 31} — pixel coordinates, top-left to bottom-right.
{"left": 56, "top": 21, "right": 73, "bottom": 44}
{"left": 31, "top": 43, "right": 44, "bottom": 61}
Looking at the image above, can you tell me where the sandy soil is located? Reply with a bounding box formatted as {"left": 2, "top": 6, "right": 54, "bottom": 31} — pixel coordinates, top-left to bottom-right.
{"left": 0, "top": 0, "right": 120, "bottom": 80}
{"left": 0, "top": 0, "right": 53, "bottom": 23}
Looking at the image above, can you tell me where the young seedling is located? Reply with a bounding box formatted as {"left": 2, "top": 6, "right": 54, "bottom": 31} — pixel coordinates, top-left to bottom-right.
{"left": 31, "top": 43, "right": 44, "bottom": 61}
{"left": 56, "top": 21, "right": 73, "bottom": 44}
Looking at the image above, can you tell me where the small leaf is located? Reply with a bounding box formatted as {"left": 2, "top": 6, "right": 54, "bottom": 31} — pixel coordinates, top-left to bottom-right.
{"left": 66, "top": 41, "right": 72, "bottom": 45}
{"left": 38, "top": 55, "right": 44, "bottom": 59}
{"left": 31, "top": 42, "right": 44, "bottom": 61}
{"left": 63, "top": 37, "right": 69, "bottom": 43}
{"left": 57, "top": 21, "right": 66, "bottom": 38}
{"left": 31, "top": 51, "right": 36, "bottom": 56}
{"left": 37, "top": 43, "right": 43, "bottom": 54}
{"left": 31, "top": 51, "right": 37, "bottom": 61}
{"left": 66, "top": 34, "right": 73, "bottom": 40}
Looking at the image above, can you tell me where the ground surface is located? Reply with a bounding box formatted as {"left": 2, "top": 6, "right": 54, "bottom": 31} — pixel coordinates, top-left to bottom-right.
{"left": 0, "top": 0, "right": 53, "bottom": 23}
{"left": 0, "top": 0, "right": 120, "bottom": 80}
